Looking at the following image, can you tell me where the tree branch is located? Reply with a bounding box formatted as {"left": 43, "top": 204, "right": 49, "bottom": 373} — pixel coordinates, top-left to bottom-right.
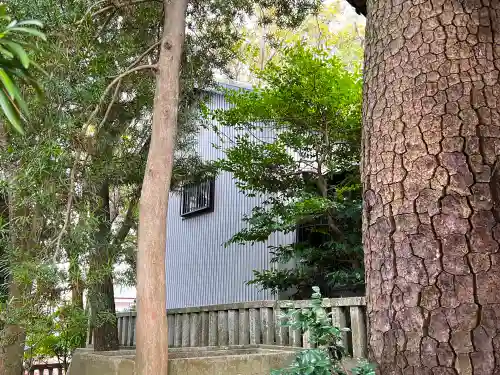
{"left": 88, "top": 0, "right": 162, "bottom": 20}
{"left": 86, "top": 64, "right": 157, "bottom": 131}
{"left": 77, "top": 0, "right": 108, "bottom": 24}
{"left": 53, "top": 60, "right": 154, "bottom": 256}
{"left": 120, "top": 41, "right": 160, "bottom": 74}
{"left": 97, "top": 79, "right": 122, "bottom": 130}
{"left": 50, "top": 154, "right": 79, "bottom": 260}
{"left": 94, "top": 9, "right": 117, "bottom": 39}
{"left": 112, "top": 186, "right": 141, "bottom": 246}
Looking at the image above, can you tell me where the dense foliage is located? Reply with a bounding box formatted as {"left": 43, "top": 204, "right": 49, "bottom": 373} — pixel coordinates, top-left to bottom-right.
{"left": 3, "top": 0, "right": 253, "bottom": 357}
{"left": 24, "top": 304, "right": 87, "bottom": 371}
{"left": 229, "top": 0, "right": 364, "bottom": 83}
{"left": 271, "top": 287, "right": 375, "bottom": 375}
{"left": 0, "top": 0, "right": 325, "bottom": 370}
{"left": 208, "top": 44, "right": 363, "bottom": 298}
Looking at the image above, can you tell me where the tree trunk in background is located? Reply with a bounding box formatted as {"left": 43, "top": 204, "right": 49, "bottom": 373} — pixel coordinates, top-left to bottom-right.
{"left": 135, "top": 0, "right": 188, "bottom": 374}
{"left": 0, "top": 285, "right": 25, "bottom": 375}
{"left": 363, "top": 0, "right": 500, "bottom": 373}
{"left": 90, "top": 274, "right": 118, "bottom": 351}
{"left": 90, "top": 181, "right": 119, "bottom": 351}
{"left": 68, "top": 250, "right": 84, "bottom": 310}
{"left": 0, "top": 124, "right": 25, "bottom": 375}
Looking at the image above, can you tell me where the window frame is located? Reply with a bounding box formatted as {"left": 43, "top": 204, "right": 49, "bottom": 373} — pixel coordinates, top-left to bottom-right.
{"left": 180, "top": 179, "right": 215, "bottom": 218}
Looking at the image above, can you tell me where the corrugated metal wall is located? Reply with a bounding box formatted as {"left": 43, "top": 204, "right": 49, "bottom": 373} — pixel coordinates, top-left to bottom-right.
{"left": 165, "top": 90, "right": 294, "bottom": 309}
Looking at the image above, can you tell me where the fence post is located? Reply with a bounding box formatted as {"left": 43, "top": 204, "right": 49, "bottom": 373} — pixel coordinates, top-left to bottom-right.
{"left": 182, "top": 314, "right": 190, "bottom": 347}
{"left": 167, "top": 314, "right": 175, "bottom": 347}
{"left": 228, "top": 310, "right": 239, "bottom": 345}
{"left": 274, "top": 306, "right": 288, "bottom": 346}
{"left": 218, "top": 310, "right": 229, "bottom": 346}
{"left": 121, "top": 315, "right": 130, "bottom": 347}
{"left": 350, "top": 306, "right": 367, "bottom": 358}
{"left": 289, "top": 309, "right": 301, "bottom": 347}
{"left": 239, "top": 308, "right": 250, "bottom": 345}
{"left": 330, "top": 307, "right": 348, "bottom": 353}
{"left": 260, "top": 307, "right": 274, "bottom": 345}
{"left": 190, "top": 313, "right": 201, "bottom": 347}
{"left": 201, "top": 311, "right": 210, "bottom": 346}
{"left": 174, "top": 314, "right": 182, "bottom": 347}
{"left": 249, "top": 308, "right": 261, "bottom": 345}
{"left": 208, "top": 311, "right": 218, "bottom": 346}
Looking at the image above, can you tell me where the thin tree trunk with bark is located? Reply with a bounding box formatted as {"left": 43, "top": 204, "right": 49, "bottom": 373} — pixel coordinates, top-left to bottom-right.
{"left": 0, "top": 284, "right": 25, "bottom": 375}
{"left": 90, "top": 181, "right": 119, "bottom": 351}
{"left": 135, "top": 0, "right": 188, "bottom": 374}
{"left": 363, "top": 0, "right": 500, "bottom": 373}
{"left": 68, "top": 250, "right": 84, "bottom": 310}
{"left": 0, "top": 123, "right": 25, "bottom": 375}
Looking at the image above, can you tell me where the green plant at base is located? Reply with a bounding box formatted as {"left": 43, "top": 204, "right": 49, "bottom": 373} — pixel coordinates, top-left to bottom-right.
{"left": 24, "top": 304, "right": 87, "bottom": 371}
{"left": 351, "top": 360, "right": 376, "bottom": 375}
{"left": 271, "top": 286, "right": 375, "bottom": 375}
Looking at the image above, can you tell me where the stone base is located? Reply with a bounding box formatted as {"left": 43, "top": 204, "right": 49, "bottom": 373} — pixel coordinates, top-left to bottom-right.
{"left": 68, "top": 345, "right": 298, "bottom": 375}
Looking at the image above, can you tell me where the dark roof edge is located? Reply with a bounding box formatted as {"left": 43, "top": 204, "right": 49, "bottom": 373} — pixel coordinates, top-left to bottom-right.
{"left": 345, "top": 0, "right": 366, "bottom": 16}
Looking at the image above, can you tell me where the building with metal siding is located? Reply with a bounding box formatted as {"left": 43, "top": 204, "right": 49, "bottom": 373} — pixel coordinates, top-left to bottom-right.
{"left": 165, "top": 82, "right": 295, "bottom": 309}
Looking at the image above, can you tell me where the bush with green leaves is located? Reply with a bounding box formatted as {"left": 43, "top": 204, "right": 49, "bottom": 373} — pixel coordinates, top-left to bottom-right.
{"left": 271, "top": 287, "right": 375, "bottom": 375}
{"left": 24, "top": 304, "right": 87, "bottom": 371}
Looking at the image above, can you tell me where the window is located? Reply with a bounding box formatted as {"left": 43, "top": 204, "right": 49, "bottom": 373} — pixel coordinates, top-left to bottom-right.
{"left": 181, "top": 180, "right": 215, "bottom": 217}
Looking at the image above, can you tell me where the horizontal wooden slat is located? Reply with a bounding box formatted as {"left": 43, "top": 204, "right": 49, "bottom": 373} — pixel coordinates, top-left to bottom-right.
{"left": 116, "top": 297, "right": 366, "bottom": 318}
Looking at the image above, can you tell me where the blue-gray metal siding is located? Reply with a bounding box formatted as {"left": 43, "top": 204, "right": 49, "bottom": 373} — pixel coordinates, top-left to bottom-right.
{"left": 165, "top": 90, "right": 294, "bottom": 308}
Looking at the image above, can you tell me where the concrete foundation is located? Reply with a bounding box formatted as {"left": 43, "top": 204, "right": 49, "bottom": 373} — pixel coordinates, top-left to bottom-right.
{"left": 68, "top": 345, "right": 298, "bottom": 375}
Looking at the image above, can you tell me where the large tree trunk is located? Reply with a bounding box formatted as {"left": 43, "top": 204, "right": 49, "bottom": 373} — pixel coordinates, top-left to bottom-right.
{"left": 135, "top": 0, "right": 188, "bottom": 374}
{"left": 363, "top": 0, "right": 500, "bottom": 374}
{"left": 90, "top": 274, "right": 118, "bottom": 350}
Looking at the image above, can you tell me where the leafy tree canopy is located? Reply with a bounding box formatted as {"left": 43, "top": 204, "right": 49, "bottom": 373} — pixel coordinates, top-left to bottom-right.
{"left": 207, "top": 43, "right": 363, "bottom": 298}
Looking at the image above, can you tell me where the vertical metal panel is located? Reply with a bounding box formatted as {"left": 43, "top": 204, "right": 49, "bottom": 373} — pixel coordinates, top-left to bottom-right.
{"left": 165, "top": 88, "right": 295, "bottom": 309}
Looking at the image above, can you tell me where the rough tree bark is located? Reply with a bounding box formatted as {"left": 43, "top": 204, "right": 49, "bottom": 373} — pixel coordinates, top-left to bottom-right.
{"left": 362, "top": 0, "right": 500, "bottom": 373}
{"left": 135, "top": 0, "right": 188, "bottom": 374}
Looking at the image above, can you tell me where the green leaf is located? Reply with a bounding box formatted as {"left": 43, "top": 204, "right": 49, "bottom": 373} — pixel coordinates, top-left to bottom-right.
{"left": 2, "top": 40, "right": 30, "bottom": 68}
{"left": 0, "top": 68, "right": 17, "bottom": 98}
{"left": 0, "top": 46, "right": 13, "bottom": 59}
{"left": 7, "top": 27, "right": 46, "bottom": 41}
{"left": 16, "top": 20, "right": 44, "bottom": 28}
{"left": 0, "top": 89, "right": 23, "bottom": 134}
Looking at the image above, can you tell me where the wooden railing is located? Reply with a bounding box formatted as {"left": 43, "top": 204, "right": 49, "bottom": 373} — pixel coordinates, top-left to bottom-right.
{"left": 26, "top": 363, "right": 64, "bottom": 375}
{"left": 89, "top": 297, "right": 367, "bottom": 358}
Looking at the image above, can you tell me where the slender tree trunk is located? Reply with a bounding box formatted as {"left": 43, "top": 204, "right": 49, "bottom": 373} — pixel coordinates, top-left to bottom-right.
{"left": 0, "top": 124, "right": 25, "bottom": 375}
{"left": 135, "top": 0, "right": 188, "bottom": 373}
{"left": 0, "top": 284, "right": 25, "bottom": 375}
{"left": 1, "top": 206, "right": 40, "bottom": 375}
{"left": 68, "top": 250, "right": 84, "bottom": 310}
{"left": 363, "top": 0, "right": 500, "bottom": 373}
{"left": 90, "top": 181, "right": 119, "bottom": 351}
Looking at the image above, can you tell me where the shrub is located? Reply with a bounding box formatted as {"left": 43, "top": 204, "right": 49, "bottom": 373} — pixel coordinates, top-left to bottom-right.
{"left": 271, "top": 287, "right": 375, "bottom": 375}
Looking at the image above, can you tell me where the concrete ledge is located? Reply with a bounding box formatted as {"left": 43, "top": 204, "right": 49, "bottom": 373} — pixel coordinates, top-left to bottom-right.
{"left": 68, "top": 346, "right": 298, "bottom": 375}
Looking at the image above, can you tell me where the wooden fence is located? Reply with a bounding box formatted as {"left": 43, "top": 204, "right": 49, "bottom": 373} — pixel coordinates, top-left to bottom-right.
{"left": 26, "top": 363, "right": 64, "bottom": 375}
{"left": 88, "top": 297, "right": 367, "bottom": 358}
